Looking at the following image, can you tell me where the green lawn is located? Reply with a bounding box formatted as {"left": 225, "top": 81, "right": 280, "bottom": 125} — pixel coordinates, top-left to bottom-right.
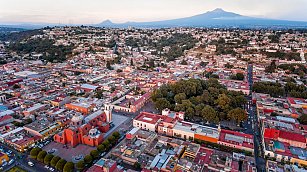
{"left": 7, "top": 166, "right": 28, "bottom": 172}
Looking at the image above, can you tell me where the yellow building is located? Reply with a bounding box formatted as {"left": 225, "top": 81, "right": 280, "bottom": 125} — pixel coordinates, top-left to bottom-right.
{"left": 0, "top": 152, "right": 9, "bottom": 165}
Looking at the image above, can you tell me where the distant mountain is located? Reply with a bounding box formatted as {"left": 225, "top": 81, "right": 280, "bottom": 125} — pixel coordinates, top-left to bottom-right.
{"left": 96, "top": 8, "right": 307, "bottom": 28}
{"left": 2, "top": 8, "right": 307, "bottom": 29}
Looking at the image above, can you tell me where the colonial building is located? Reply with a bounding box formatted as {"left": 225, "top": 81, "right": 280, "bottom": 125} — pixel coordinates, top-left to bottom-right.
{"left": 54, "top": 109, "right": 111, "bottom": 147}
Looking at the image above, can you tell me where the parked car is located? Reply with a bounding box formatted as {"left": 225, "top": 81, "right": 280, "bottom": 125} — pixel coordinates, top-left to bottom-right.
{"left": 28, "top": 161, "right": 34, "bottom": 166}
{"left": 8, "top": 159, "right": 14, "bottom": 165}
{"left": 2, "top": 161, "right": 7, "bottom": 166}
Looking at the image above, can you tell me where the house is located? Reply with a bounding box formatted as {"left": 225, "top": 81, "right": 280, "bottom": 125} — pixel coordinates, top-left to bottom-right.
{"left": 0, "top": 127, "right": 40, "bottom": 152}
{"left": 218, "top": 129, "right": 254, "bottom": 152}
{"left": 86, "top": 158, "right": 122, "bottom": 172}
{"left": 23, "top": 103, "right": 46, "bottom": 116}
{"left": 264, "top": 128, "right": 306, "bottom": 149}
{"left": 50, "top": 95, "right": 71, "bottom": 107}
{"left": 0, "top": 115, "right": 14, "bottom": 126}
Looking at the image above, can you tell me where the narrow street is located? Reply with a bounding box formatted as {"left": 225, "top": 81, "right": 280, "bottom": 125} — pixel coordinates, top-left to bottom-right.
{"left": 247, "top": 64, "right": 266, "bottom": 172}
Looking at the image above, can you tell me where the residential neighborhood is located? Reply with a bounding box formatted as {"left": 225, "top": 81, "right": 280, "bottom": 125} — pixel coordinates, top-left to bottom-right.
{"left": 0, "top": 26, "right": 306, "bottom": 172}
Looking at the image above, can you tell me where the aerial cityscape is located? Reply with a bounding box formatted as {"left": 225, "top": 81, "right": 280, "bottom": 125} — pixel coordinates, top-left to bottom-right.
{"left": 0, "top": 1, "right": 307, "bottom": 172}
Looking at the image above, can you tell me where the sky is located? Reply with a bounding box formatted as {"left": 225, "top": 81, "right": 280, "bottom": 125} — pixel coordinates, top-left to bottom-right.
{"left": 0, "top": 0, "right": 307, "bottom": 24}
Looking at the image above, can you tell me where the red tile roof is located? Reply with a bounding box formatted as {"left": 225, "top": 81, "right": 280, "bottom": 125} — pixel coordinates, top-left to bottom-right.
{"left": 0, "top": 115, "right": 13, "bottom": 123}
{"left": 279, "top": 130, "right": 306, "bottom": 143}
{"left": 134, "top": 112, "right": 162, "bottom": 125}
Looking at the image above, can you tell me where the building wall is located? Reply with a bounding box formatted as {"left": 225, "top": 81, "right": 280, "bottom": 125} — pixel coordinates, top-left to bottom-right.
{"left": 54, "top": 114, "right": 109, "bottom": 147}
{"left": 133, "top": 120, "right": 156, "bottom": 132}
{"left": 290, "top": 157, "right": 307, "bottom": 167}
{"left": 194, "top": 134, "right": 218, "bottom": 143}
{"left": 65, "top": 104, "right": 90, "bottom": 114}
{"left": 218, "top": 141, "right": 253, "bottom": 152}
{"left": 157, "top": 126, "right": 173, "bottom": 137}
{"left": 173, "top": 128, "right": 194, "bottom": 140}
{"left": 82, "top": 134, "right": 103, "bottom": 147}
{"left": 278, "top": 138, "right": 306, "bottom": 149}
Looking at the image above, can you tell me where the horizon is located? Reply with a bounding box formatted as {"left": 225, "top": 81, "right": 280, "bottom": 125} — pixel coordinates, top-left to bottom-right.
{"left": 1, "top": 0, "right": 307, "bottom": 25}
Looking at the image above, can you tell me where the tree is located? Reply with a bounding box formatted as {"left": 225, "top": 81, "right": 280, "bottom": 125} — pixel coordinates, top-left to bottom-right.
{"left": 298, "top": 114, "right": 307, "bottom": 125}
{"left": 90, "top": 150, "right": 100, "bottom": 159}
{"left": 151, "top": 89, "right": 164, "bottom": 102}
{"left": 97, "top": 144, "right": 105, "bottom": 153}
{"left": 215, "top": 94, "right": 231, "bottom": 111}
{"left": 195, "top": 103, "right": 205, "bottom": 116}
{"left": 124, "top": 80, "right": 131, "bottom": 85}
{"left": 55, "top": 159, "right": 67, "bottom": 171}
{"left": 230, "top": 73, "right": 244, "bottom": 80}
{"left": 201, "top": 90, "right": 212, "bottom": 104}
{"left": 50, "top": 156, "right": 61, "bottom": 167}
{"left": 225, "top": 63, "right": 234, "bottom": 69}
{"left": 174, "top": 93, "right": 186, "bottom": 104}
{"left": 37, "top": 151, "right": 47, "bottom": 162}
{"left": 235, "top": 73, "right": 244, "bottom": 80}
{"left": 102, "top": 140, "right": 110, "bottom": 150}
{"left": 134, "top": 162, "right": 141, "bottom": 170}
{"left": 13, "top": 84, "right": 20, "bottom": 89}
{"left": 84, "top": 155, "right": 93, "bottom": 165}
{"left": 154, "top": 98, "right": 171, "bottom": 112}
{"left": 76, "top": 160, "right": 85, "bottom": 171}
{"left": 112, "top": 131, "right": 120, "bottom": 140}
{"left": 106, "top": 61, "right": 113, "bottom": 70}
{"left": 231, "top": 95, "right": 247, "bottom": 108}
{"left": 95, "top": 90, "right": 104, "bottom": 99}
{"left": 227, "top": 108, "right": 247, "bottom": 124}
{"left": 63, "top": 162, "right": 74, "bottom": 172}
{"left": 265, "top": 60, "right": 277, "bottom": 73}
{"left": 44, "top": 154, "right": 54, "bottom": 165}
{"left": 202, "top": 105, "right": 219, "bottom": 124}
{"left": 107, "top": 136, "right": 116, "bottom": 145}
{"left": 252, "top": 82, "right": 285, "bottom": 98}
{"left": 30, "top": 147, "right": 42, "bottom": 159}
{"left": 180, "top": 59, "right": 188, "bottom": 65}
{"left": 185, "top": 107, "right": 195, "bottom": 120}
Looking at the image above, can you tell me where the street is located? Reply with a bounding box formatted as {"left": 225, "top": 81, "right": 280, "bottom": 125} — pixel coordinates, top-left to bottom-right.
{"left": 0, "top": 142, "right": 48, "bottom": 172}
{"left": 247, "top": 64, "right": 266, "bottom": 172}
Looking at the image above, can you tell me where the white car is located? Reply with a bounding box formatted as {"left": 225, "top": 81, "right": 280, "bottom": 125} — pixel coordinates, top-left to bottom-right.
{"left": 8, "top": 159, "right": 14, "bottom": 165}
{"left": 44, "top": 165, "right": 50, "bottom": 169}
{"left": 28, "top": 161, "right": 34, "bottom": 166}
{"left": 49, "top": 168, "right": 55, "bottom": 171}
